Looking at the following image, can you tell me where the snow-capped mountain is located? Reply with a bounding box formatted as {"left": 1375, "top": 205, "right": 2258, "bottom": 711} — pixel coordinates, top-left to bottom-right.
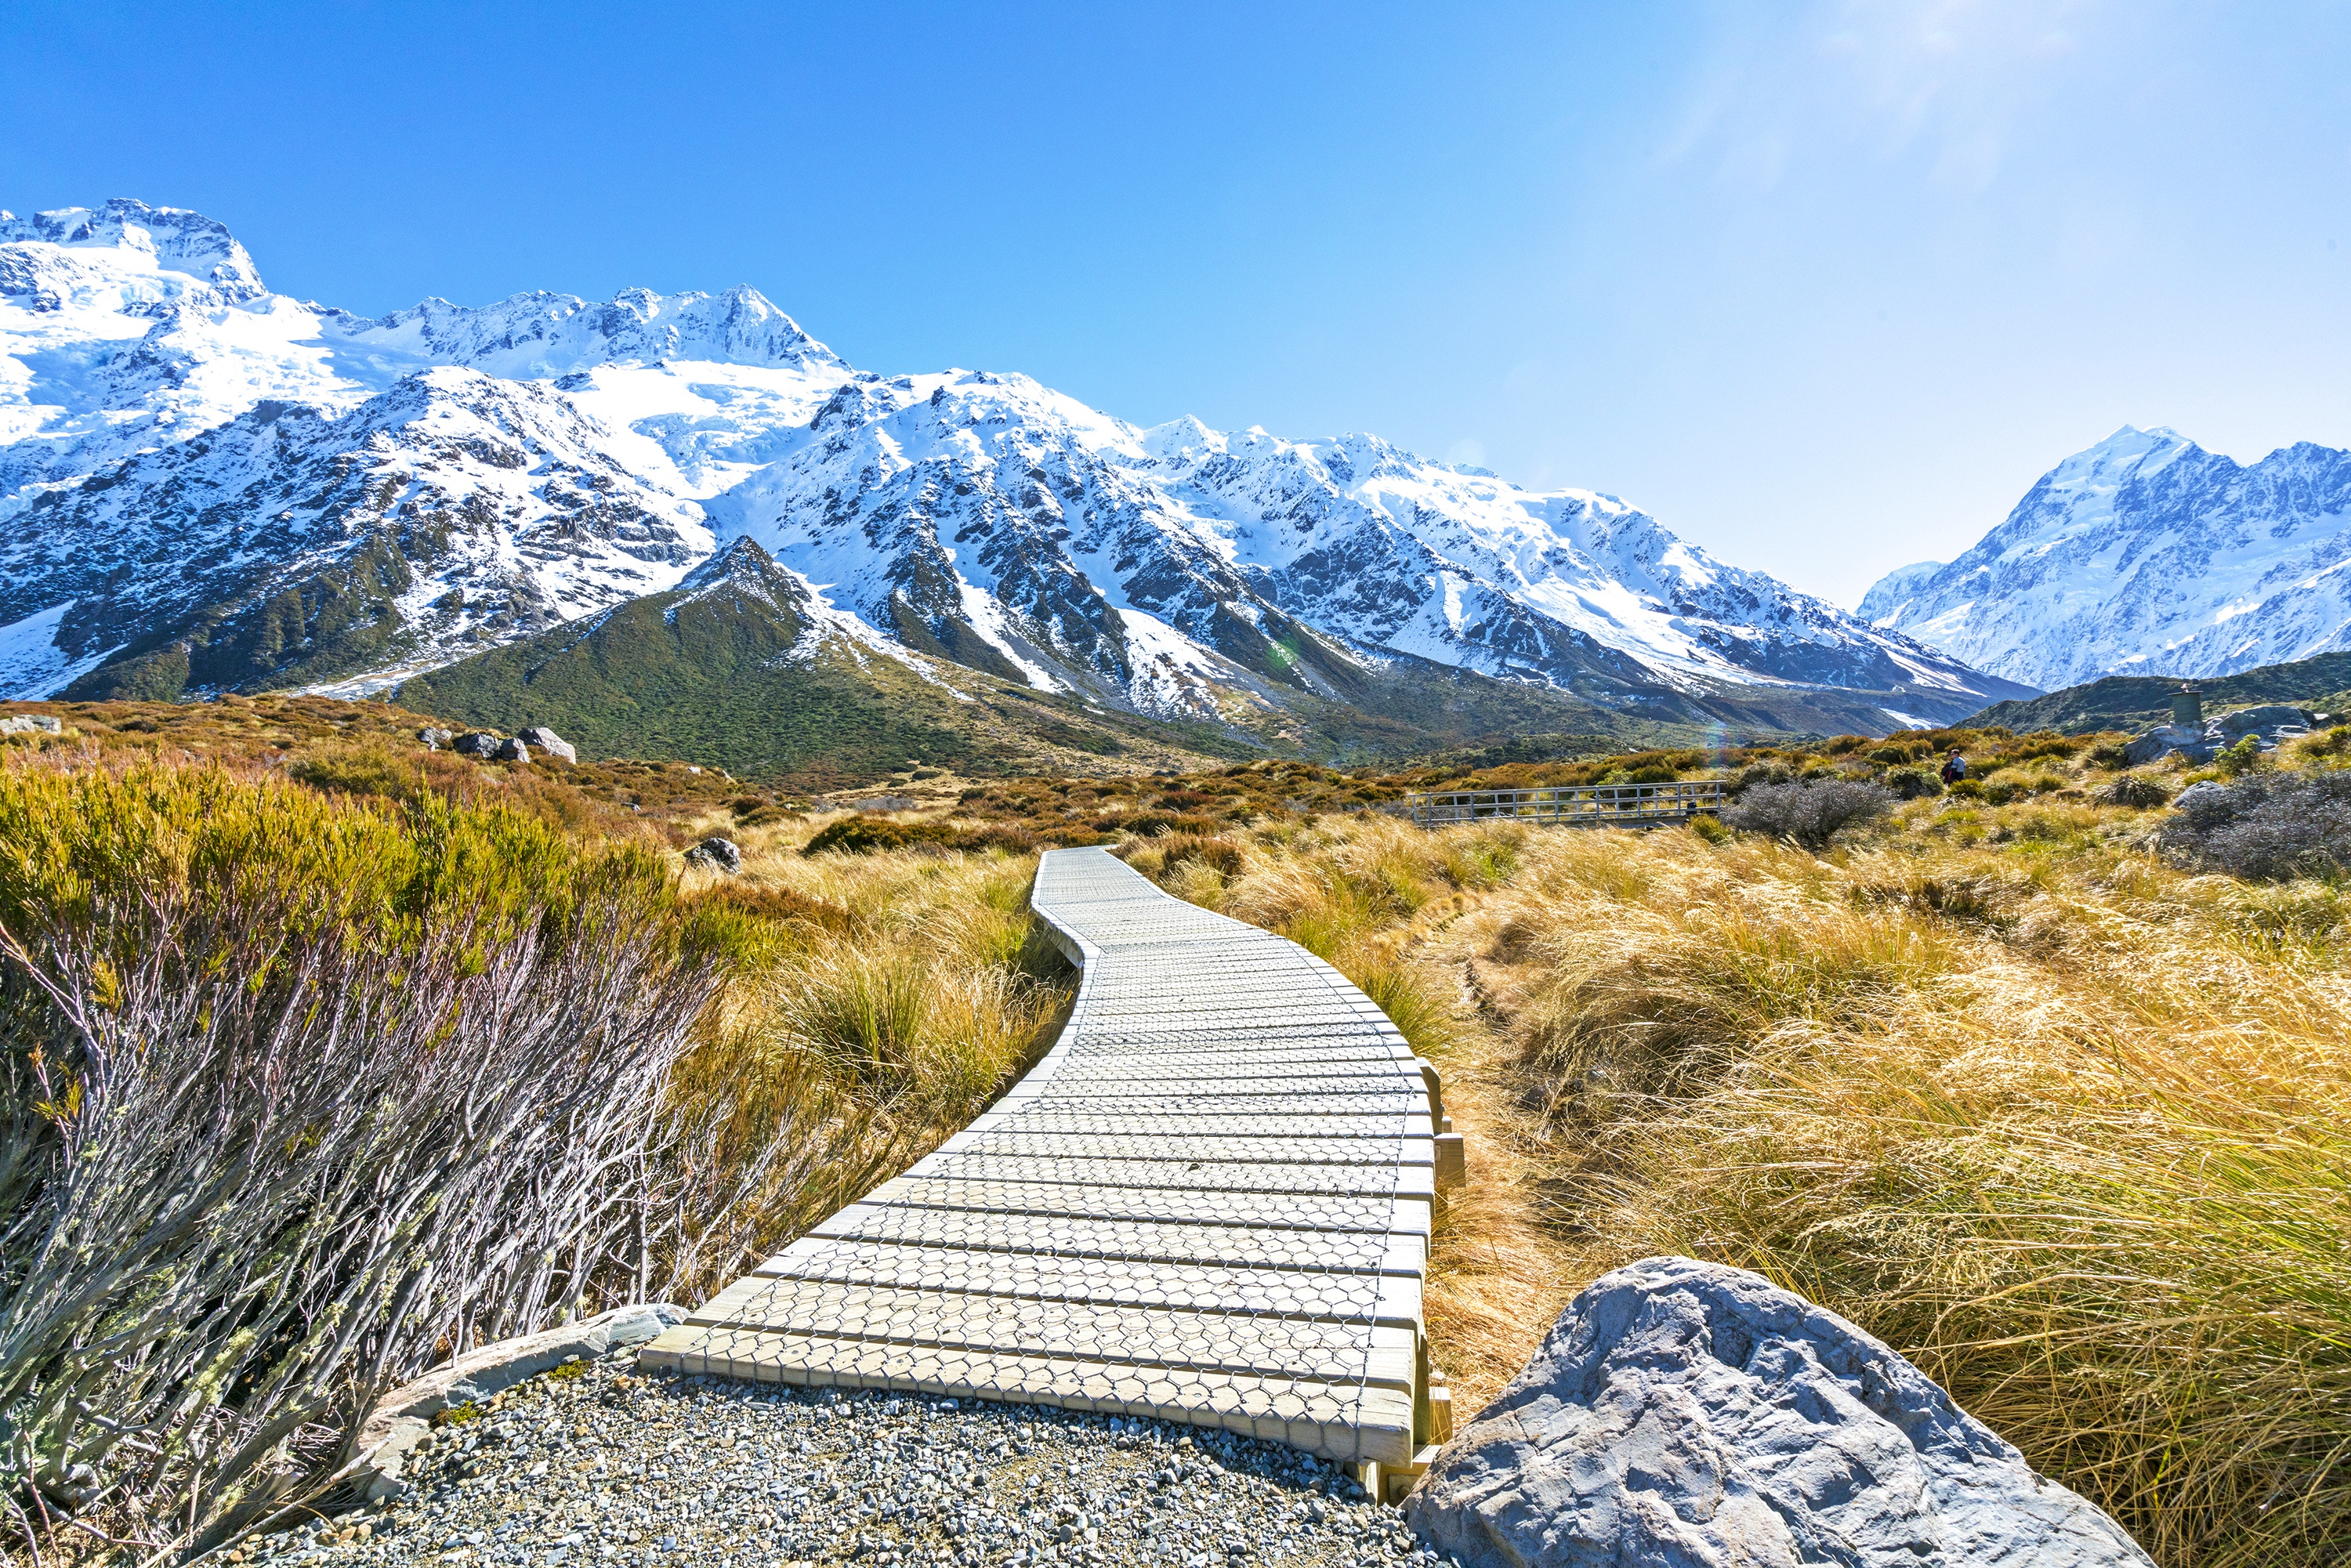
{"left": 1860, "top": 426, "right": 2351, "bottom": 690}
{"left": 2, "top": 198, "right": 2024, "bottom": 733}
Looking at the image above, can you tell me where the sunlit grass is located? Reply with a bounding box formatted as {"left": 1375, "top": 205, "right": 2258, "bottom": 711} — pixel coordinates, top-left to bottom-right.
{"left": 1184, "top": 787, "right": 2351, "bottom": 1568}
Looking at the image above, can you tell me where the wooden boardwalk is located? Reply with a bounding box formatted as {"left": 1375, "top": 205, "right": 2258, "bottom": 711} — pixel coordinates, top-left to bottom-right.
{"left": 638, "top": 846, "right": 1458, "bottom": 1493}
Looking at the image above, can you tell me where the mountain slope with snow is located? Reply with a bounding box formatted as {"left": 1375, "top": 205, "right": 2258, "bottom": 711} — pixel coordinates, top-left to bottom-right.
{"left": 1862, "top": 426, "right": 2351, "bottom": 690}
{"left": 1, "top": 198, "right": 2026, "bottom": 739}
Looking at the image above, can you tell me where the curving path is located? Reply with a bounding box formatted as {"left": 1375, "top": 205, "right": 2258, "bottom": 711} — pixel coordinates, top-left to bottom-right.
{"left": 639, "top": 846, "right": 1458, "bottom": 1494}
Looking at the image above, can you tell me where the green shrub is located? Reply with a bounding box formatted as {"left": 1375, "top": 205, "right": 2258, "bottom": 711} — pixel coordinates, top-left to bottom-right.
{"left": 802, "top": 816, "right": 1057, "bottom": 856}
{"left": 2215, "top": 736, "right": 2265, "bottom": 779}
{"left": 803, "top": 816, "right": 959, "bottom": 856}
{"left": 1883, "top": 766, "right": 1945, "bottom": 800}
{"left": 1091, "top": 809, "right": 1222, "bottom": 837}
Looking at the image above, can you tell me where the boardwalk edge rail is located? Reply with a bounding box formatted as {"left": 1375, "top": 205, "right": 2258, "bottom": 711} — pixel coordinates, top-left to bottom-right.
{"left": 1405, "top": 780, "right": 1725, "bottom": 827}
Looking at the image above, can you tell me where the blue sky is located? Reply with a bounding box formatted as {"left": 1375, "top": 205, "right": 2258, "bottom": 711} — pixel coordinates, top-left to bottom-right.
{"left": 5, "top": 1, "right": 2346, "bottom": 606}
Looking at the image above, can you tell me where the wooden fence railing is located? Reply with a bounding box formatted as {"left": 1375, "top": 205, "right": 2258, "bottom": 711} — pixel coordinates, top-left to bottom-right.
{"left": 1404, "top": 780, "right": 1725, "bottom": 827}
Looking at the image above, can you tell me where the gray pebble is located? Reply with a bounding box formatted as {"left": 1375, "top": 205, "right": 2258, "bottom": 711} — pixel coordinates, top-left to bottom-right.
{"left": 230, "top": 1356, "right": 1453, "bottom": 1568}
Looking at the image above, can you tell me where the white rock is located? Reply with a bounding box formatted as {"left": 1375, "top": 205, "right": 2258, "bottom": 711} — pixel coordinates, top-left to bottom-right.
{"left": 517, "top": 726, "right": 578, "bottom": 763}
{"left": 1404, "top": 1256, "right": 2151, "bottom": 1568}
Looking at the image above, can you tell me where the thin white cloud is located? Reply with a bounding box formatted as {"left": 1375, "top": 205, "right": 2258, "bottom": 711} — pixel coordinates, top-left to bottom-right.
{"left": 1658, "top": 0, "right": 2105, "bottom": 195}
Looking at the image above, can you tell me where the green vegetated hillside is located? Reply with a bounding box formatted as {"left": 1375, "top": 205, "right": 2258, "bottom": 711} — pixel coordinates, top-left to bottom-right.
{"left": 395, "top": 539, "right": 1708, "bottom": 786}
{"left": 1968, "top": 650, "right": 2351, "bottom": 734}
{"left": 394, "top": 543, "right": 1234, "bottom": 787}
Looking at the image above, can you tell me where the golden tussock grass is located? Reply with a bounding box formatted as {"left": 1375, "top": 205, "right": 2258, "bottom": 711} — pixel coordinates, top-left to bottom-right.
{"left": 661, "top": 814, "right": 1074, "bottom": 1296}
{"left": 1142, "top": 795, "right": 2351, "bottom": 1568}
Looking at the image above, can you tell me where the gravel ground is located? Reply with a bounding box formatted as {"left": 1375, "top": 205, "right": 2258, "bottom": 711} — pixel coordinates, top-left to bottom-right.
{"left": 233, "top": 1350, "right": 1449, "bottom": 1568}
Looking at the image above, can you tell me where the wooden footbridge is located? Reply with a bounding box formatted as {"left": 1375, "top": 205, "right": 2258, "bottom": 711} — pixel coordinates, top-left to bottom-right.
{"left": 639, "top": 846, "right": 1462, "bottom": 1495}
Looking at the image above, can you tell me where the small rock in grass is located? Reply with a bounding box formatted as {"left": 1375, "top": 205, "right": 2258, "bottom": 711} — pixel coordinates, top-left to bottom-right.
{"left": 685, "top": 837, "right": 743, "bottom": 873}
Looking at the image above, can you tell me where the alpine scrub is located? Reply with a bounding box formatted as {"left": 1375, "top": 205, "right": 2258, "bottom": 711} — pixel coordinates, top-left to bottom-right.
{"left": 0, "top": 761, "right": 1070, "bottom": 1561}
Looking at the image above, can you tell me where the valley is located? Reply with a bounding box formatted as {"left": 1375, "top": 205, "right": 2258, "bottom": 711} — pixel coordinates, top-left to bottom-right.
{"left": 8, "top": 194, "right": 2351, "bottom": 1568}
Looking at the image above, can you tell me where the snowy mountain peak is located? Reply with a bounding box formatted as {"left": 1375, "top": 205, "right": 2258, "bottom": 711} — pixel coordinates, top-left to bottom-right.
{"left": 678, "top": 534, "right": 784, "bottom": 596}
{"left": 2070, "top": 423, "right": 2195, "bottom": 465}
{"left": 346, "top": 282, "right": 841, "bottom": 379}
{"left": 1139, "top": 415, "right": 1219, "bottom": 457}
{"left": 1863, "top": 427, "right": 2351, "bottom": 689}
{"left": 1857, "top": 559, "right": 1944, "bottom": 625}
{"left": 0, "top": 197, "right": 2028, "bottom": 734}
{"left": 0, "top": 199, "right": 267, "bottom": 302}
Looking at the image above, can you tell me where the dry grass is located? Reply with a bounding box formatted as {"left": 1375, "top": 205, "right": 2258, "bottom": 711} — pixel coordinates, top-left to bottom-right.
{"left": 651, "top": 811, "right": 1074, "bottom": 1300}
{"left": 1137, "top": 772, "right": 2350, "bottom": 1568}
{"left": 23, "top": 699, "right": 2347, "bottom": 1563}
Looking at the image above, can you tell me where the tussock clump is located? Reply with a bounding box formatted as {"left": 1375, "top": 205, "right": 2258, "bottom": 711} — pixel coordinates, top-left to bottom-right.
{"left": 1722, "top": 777, "right": 1895, "bottom": 848}
{"left": 2096, "top": 772, "right": 2175, "bottom": 809}
{"left": 1118, "top": 832, "right": 1246, "bottom": 897}
{"left": 2157, "top": 772, "right": 2351, "bottom": 880}
{"left": 1157, "top": 832, "right": 1245, "bottom": 880}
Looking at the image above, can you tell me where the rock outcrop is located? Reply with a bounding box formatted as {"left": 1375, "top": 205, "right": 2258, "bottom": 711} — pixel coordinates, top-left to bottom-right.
{"left": 1406, "top": 1256, "right": 2151, "bottom": 1568}
{"left": 2121, "top": 724, "right": 2210, "bottom": 766}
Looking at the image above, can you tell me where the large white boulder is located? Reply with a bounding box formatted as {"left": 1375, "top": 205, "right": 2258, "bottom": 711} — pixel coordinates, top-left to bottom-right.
{"left": 1405, "top": 1257, "right": 2151, "bottom": 1568}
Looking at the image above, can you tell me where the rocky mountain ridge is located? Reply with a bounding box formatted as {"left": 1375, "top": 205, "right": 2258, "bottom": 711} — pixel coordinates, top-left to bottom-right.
{"left": 1862, "top": 425, "right": 2351, "bottom": 690}
{"left": 2, "top": 198, "right": 2029, "bottom": 739}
